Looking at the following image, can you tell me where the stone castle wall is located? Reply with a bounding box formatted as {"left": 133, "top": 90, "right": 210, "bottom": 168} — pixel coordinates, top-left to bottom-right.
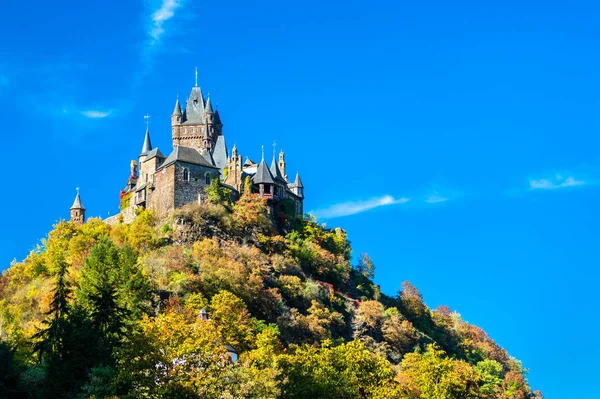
{"left": 173, "top": 163, "right": 219, "bottom": 209}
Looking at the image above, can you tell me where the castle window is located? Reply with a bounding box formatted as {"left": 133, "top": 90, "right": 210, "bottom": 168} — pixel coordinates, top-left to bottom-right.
{"left": 183, "top": 128, "right": 187, "bottom": 134}
{"left": 205, "top": 173, "right": 211, "bottom": 185}
{"left": 264, "top": 184, "right": 271, "bottom": 194}
{"left": 183, "top": 168, "right": 189, "bottom": 181}
{"left": 191, "top": 127, "right": 194, "bottom": 133}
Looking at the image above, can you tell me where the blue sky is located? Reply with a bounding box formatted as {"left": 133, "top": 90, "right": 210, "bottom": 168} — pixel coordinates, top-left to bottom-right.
{"left": 1, "top": 0, "right": 599, "bottom": 396}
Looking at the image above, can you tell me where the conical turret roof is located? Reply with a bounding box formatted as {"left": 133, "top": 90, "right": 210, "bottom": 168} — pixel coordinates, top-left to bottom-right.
{"left": 140, "top": 128, "right": 152, "bottom": 155}
{"left": 204, "top": 96, "right": 214, "bottom": 114}
{"left": 253, "top": 159, "right": 275, "bottom": 184}
{"left": 173, "top": 97, "right": 182, "bottom": 115}
{"left": 71, "top": 192, "right": 85, "bottom": 210}
{"left": 294, "top": 172, "right": 304, "bottom": 188}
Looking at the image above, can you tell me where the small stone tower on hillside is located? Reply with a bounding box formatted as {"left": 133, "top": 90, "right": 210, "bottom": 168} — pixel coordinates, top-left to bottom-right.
{"left": 70, "top": 189, "right": 85, "bottom": 225}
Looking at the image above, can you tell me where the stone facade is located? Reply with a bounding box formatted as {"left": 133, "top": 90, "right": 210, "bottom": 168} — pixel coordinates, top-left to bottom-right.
{"left": 110, "top": 79, "right": 304, "bottom": 223}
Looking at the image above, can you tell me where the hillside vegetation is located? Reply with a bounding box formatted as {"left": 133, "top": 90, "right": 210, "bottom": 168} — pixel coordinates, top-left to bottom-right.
{"left": 0, "top": 183, "right": 542, "bottom": 398}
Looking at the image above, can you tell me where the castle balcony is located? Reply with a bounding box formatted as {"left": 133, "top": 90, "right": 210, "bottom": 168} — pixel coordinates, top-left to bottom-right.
{"left": 135, "top": 185, "right": 148, "bottom": 205}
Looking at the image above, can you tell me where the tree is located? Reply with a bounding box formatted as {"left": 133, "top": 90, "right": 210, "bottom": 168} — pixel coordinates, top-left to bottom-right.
{"left": 356, "top": 253, "right": 375, "bottom": 280}
{"left": 397, "top": 344, "right": 481, "bottom": 399}
{"left": 275, "top": 340, "right": 397, "bottom": 399}
{"left": 33, "top": 254, "right": 71, "bottom": 361}
{"left": 232, "top": 177, "right": 272, "bottom": 235}
{"left": 75, "top": 239, "right": 151, "bottom": 366}
{"left": 209, "top": 291, "right": 254, "bottom": 352}
{"left": 119, "top": 306, "right": 259, "bottom": 399}
{"left": 206, "top": 178, "right": 231, "bottom": 205}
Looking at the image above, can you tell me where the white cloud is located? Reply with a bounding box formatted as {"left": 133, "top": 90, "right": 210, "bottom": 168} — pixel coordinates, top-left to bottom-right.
{"left": 80, "top": 110, "right": 112, "bottom": 119}
{"left": 529, "top": 175, "right": 586, "bottom": 190}
{"left": 311, "top": 195, "right": 409, "bottom": 219}
{"left": 149, "top": 0, "right": 183, "bottom": 42}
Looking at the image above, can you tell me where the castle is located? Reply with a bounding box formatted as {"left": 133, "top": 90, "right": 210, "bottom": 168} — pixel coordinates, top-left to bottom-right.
{"left": 69, "top": 78, "right": 304, "bottom": 225}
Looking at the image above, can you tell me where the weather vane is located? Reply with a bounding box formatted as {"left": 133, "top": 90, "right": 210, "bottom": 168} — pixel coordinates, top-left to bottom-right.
{"left": 144, "top": 114, "right": 151, "bottom": 130}
{"left": 272, "top": 140, "right": 277, "bottom": 159}
{"left": 195, "top": 67, "right": 198, "bottom": 87}
{"left": 261, "top": 145, "right": 265, "bottom": 160}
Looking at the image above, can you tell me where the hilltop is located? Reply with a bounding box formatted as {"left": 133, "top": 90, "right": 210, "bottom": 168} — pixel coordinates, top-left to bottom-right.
{"left": 0, "top": 185, "right": 542, "bottom": 398}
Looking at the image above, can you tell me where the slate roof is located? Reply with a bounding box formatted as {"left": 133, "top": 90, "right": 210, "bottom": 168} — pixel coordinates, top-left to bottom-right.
{"left": 145, "top": 148, "right": 165, "bottom": 161}
{"left": 158, "top": 145, "right": 218, "bottom": 170}
{"left": 212, "top": 135, "right": 228, "bottom": 171}
{"left": 252, "top": 159, "right": 275, "bottom": 184}
{"left": 270, "top": 157, "right": 287, "bottom": 183}
{"left": 70, "top": 193, "right": 85, "bottom": 210}
{"left": 184, "top": 86, "right": 205, "bottom": 123}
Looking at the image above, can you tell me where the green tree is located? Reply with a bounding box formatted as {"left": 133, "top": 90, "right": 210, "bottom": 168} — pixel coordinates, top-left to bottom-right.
{"left": 276, "top": 340, "right": 397, "bottom": 399}
{"left": 206, "top": 178, "right": 231, "bottom": 205}
{"left": 75, "top": 239, "right": 151, "bottom": 366}
{"left": 398, "top": 344, "right": 481, "bottom": 399}
{"left": 33, "top": 254, "right": 71, "bottom": 361}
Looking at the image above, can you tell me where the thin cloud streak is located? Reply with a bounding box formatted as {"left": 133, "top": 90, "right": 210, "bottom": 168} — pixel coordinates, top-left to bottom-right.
{"left": 425, "top": 191, "right": 449, "bottom": 203}
{"left": 311, "top": 195, "right": 409, "bottom": 219}
{"left": 529, "top": 175, "right": 586, "bottom": 190}
{"left": 80, "top": 110, "right": 112, "bottom": 119}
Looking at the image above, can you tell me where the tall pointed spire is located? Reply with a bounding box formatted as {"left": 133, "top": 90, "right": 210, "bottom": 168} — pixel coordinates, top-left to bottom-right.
{"left": 271, "top": 155, "right": 284, "bottom": 181}
{"left": 141, "top": 115, "right": 152, "bottom": 155}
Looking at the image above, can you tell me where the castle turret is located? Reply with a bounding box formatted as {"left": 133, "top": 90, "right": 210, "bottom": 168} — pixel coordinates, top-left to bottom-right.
{"left": 290, "top": 172, "right": 304, "bottom": 198}
{"left": 204, "top": 95, "right": 215, "bottom": 124}
{"left": 70, "top": 189, "right": 86, "bottom": 225}
{"left": 171, "top": 97, "right": 182, "bottom": 126}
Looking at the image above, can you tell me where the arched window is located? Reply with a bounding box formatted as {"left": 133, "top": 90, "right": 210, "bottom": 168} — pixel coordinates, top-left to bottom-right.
{"left": 183, "top": 168, "right": 189, "bottom": 181}
{"left": 182, "top": 128, "right": 186, "bottom": 134}
{"left": 205, "top": 173, "right": 211, "bottom": 185}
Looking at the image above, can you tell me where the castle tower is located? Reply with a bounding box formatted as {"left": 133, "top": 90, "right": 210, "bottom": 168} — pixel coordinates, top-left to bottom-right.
{"left": 224, "top": 144, "right": 243, "bottom": 191}
{"left": 171, "top": 71, "right": 224, "bottom": 154}
{"left": 278, "top": 150, "right": 287, "bottom": 181}
{"left": 70, "top": 189, "right": 86, "bottom": 225}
